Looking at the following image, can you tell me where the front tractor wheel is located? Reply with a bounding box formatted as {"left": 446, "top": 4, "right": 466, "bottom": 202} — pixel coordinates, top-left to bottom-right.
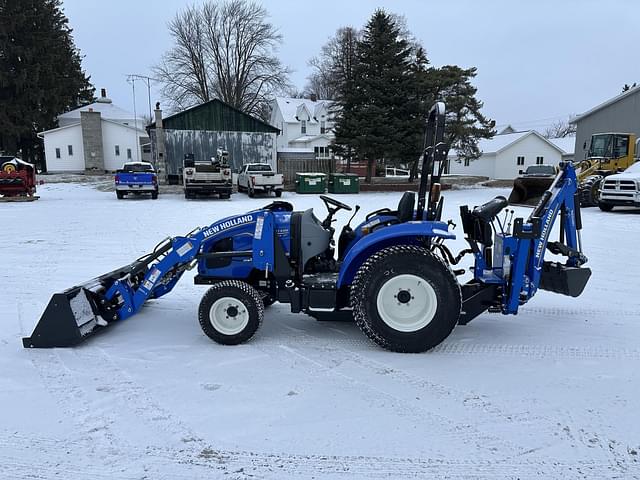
{"left": 198, "top": 280, "right": 264, "bottom": 345}
{"left": 350, "top": 246, "right": 461, "bottom": 353}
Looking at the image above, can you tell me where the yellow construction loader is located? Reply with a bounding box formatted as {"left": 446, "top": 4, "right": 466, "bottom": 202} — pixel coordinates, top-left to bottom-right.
{"left": 509, "top": 132, "right": 639, "bottom": 206}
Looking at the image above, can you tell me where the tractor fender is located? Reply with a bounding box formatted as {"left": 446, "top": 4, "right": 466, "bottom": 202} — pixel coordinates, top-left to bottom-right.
{"left": 336, "top": 221, "right": 455, "bottom": 288}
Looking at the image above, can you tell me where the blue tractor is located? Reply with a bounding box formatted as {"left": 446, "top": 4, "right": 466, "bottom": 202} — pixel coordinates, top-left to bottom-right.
{"left": 23, "top": 103, "right": 591, "bottom": 352}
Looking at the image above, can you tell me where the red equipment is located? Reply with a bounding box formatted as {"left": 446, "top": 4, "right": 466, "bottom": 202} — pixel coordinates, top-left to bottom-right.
{"left": 0, "top": 157, "right": 39, "bottom": 201}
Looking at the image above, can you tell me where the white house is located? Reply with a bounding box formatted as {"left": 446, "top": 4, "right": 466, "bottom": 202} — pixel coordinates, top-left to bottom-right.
{"left": 269, "top": 96, "right": 335, "bottom": 159}
{"left": 448, "top": 130, "right": 568, "bottom": 180}
{"left": 39, "top": 89, "right": 149, "bottom": 173}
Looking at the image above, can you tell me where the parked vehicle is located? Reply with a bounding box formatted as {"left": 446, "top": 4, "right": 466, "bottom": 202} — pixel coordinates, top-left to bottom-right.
{"left": 114, "top": 162, "right": 158, "bottom": 199}
{"left": 183, "top": 150, "right": 232, "bottom": 199}
{"left": 508, "top": 164, "right": 557, "bottom": 205}
{"left": 598, "top": 161, "right": 640, "bottom": 211}
{"left": 24, "top": 102, "right": 591, "bottom": 355}
{"left": 237, "top": 163, "right": 284, "bottom": 197}
{"left": 0, "top": 157, "right": 39, "bottom": 202}
{"left": 522, "top": 164, "right": 557, "bottom": 176}
{"left": 510, "top": 132, "right": 639, "bottom": 206}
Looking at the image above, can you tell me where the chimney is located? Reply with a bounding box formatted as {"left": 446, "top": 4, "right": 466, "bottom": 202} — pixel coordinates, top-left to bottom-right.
{"left": 96, "top": 88, "right": 112, "bottom": 104}
{"left": 153, "top": 102, "right": 167, "bottom": 185}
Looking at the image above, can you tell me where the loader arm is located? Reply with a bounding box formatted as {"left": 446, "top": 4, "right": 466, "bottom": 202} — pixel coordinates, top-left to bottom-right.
{"left": 22, "top": 214, "right": 260, "bottom": 348}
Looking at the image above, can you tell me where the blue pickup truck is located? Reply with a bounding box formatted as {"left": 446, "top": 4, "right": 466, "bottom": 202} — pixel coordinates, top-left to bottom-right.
{"left": 115, "top": 162, "right": 159, "bottom": 200}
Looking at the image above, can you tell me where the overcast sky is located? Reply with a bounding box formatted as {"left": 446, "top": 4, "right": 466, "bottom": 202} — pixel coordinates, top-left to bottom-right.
{"left": 62, "top": 0, "right": 638, "bottom": 131}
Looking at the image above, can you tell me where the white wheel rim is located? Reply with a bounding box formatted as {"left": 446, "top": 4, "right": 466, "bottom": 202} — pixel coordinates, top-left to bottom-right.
{"left": 209, "top": 297, "right": 249, "bottom": 335}
{"left": 376, "top": 274, "right": 437, "bottom": 332}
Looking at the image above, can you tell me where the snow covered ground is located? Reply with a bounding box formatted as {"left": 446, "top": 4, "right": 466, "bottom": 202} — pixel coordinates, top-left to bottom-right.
{"left": 1, "top": 183, "right": 639, "bottom": 479}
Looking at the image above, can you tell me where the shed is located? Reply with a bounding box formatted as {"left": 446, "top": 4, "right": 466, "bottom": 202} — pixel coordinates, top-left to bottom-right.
{"left": 149, "top": 99, "right": 279, "bottom": 182}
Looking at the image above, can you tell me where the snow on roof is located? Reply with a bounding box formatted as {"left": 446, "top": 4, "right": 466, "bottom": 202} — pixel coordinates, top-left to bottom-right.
{"left": 273, "top": 97, "right": 334, "bottom": 123}
{"left": 571, "top": 85, "right": 640, "bottom": 124}
{"left": 548, "top": 136, "right": 576, "bottom": 154}
{"left": 477, "top": 131, "right": 530, "bottom": 153}
{"left": 58, "top": 101, "right": 140, "bottom": 121}
{"left": 290, "top": 134, "right": 332, "bottom": 144}
{"left": 476, "top": 130, "right": 566, "bottom": 155}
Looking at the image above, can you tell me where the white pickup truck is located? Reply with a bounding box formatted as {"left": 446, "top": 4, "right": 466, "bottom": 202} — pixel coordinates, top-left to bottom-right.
{"left": 598, "top": 161, "right": 640, "bottom": 211}
{"left": 237, "top": 163, "right": 284, "bottom": 197}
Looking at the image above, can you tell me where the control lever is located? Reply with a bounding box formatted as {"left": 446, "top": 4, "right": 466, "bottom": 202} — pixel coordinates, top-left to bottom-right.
{"left": 346, "top": 205, "right": 361, "bottom": 229}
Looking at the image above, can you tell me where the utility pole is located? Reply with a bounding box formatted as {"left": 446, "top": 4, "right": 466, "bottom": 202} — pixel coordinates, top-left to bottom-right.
{"left": 127, "top": 74, "right": 155, "bottom": 163}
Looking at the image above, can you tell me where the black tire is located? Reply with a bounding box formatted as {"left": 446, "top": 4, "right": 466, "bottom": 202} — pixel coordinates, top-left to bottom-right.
{"left": 275, "top": 190, "right": 282, "bottom": 198}
{"left": 598, "top": 202, "right": 614, "bottom": 212}
{"left": 198, "top": 280, "right": 264, "bottom": 345}
{"left": 350, "top": 245, "right": 461, "bottom": 353}
{"left": 579, "top": 175, "right": 603, "bottom": 207}
{"left": 152, "top": 190, "right": 158, "bottom": 200}
{"left": 116, "top": 191, "right": 125, "bottom": 199}
{"left": 237, "top": 182, "right": 244, "bottom": 192}
{"left": 185, "top": 190, "right": 193, "bottom": 199}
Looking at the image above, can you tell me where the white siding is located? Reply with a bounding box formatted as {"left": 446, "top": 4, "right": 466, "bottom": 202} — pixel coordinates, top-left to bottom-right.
{"left": 448, "top": 154, "right": 495, "bottom": 177}
{"left": 102, "top": 122, "right": 148, "bottom": 171}
{"left": 494, "top": 134, "right": 562, "bottom": 180}
{"left": 43, "top": 125, "right": 85, "bottom": 172}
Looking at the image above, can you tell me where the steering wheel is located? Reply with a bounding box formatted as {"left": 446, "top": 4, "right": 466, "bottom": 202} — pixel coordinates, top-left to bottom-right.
{"left": 320, "top": 194, "right": 352, "bottom": 212}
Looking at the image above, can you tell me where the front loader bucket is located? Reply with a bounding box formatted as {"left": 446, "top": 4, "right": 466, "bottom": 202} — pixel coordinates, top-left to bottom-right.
{"left": 508, "top": 177, "right": 554, "bottom": 206}
{"left": 22, "top": 261, "right": 147, "bottom": 348}
{"left": 22, "top": 288, "right": 106, "bottom": 348}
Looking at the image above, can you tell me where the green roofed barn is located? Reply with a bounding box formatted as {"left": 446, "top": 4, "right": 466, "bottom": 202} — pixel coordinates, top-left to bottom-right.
{"left": 148, "top": 99, "right": 279, "bottom": 184}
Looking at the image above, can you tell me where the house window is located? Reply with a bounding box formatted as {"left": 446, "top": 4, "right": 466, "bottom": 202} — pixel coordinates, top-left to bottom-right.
{"left": 464, "top": 158, "right": 470, "bottom": 167}
{"left": 55, "top": 148, "right": 61, "bottom": 159}
{"left": 115, "top": 145, "right": 120, "bottom": 156}
{"left": 314, "top": 146, "right": 330, "bottom": 159}
{"left": 127, "top": 148, "right": 132, "bottom": 160}
{"left": 67, "top": 145, "right": 73, "bottom": 156}
{"left": 536, "top": 156, "right": 544, "bottom": 164}
{"left": 516, "top": 156, "right": 525, "bottom": 166}
{"left": 301, "top": 120, "right": 307, "bottom": 134}
{"left": 320, "top": 121, "right": 326, "bottom": 134}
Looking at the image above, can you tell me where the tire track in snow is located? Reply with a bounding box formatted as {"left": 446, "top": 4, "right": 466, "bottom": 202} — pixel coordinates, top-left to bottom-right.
{"left": 23, "top": 349, "right": 225, "bottom": 480}
{"left": 0, "top": 430, "right": 631, "bottom": 480}
{"left": 261, "top": 319, "right": 637, "bottom": 468}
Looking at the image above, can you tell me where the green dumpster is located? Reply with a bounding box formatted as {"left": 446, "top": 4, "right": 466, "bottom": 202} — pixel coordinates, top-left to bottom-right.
{"left": 328, "top": 173, "right": 360, "bottom": 194}
{"left": 295, "top": 172, "right": 326, "bottom": 194}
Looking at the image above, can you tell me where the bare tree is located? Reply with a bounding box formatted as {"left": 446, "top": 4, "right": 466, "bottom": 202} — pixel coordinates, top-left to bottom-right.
{"left": 304, "top": 27, "right": 361, "bottom": 100}
{"left": 543, "top": 117, "right": 576, "bottom": 138}
{"left": 154, "top": 0, "right": 290, "bottom": 118}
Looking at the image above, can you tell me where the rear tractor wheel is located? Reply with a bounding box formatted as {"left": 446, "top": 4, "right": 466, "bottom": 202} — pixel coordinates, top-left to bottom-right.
{"left": 350, "top": 245, "right": 461, "bottom": 353}
{"left": 198, "top": 280, "right": 264, "bottom": 345}
{"left": 116, "top": 191, "right": 125, "bottom": 199}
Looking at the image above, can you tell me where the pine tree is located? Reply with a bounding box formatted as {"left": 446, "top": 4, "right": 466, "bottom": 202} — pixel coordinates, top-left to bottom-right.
{"left": 351, "top": 10, "right": 413, "bottom": 182}
{"left": 0, "top": 0, "right": 94, "bottom": 167}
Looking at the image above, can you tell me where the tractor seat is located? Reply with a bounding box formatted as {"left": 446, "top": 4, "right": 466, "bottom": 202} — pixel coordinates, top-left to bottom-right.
{"left": 396, "top": 191, "right": 416, "bottom": 222}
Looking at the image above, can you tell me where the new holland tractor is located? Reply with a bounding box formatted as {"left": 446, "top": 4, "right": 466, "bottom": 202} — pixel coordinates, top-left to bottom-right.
{"left": 23, "top": 103, "right": 592, "bottom": 353}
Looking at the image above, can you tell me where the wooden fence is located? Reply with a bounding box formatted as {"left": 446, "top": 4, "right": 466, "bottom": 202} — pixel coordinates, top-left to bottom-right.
{"left": 277, "top": 158, "right": 337, "bottom": 185}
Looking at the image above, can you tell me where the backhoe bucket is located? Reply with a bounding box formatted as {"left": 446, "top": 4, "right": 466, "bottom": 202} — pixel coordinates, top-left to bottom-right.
{"left": 22, "top": 262, "right": 144, "bottom": 348}
{"left": 508, "top": 177, "right": 554, "bottom": 206}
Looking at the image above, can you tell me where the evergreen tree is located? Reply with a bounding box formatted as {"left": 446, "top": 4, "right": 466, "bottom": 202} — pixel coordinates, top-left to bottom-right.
{"left": 0, "top": 0, "right": 94, "bottom": 167}
{"left": 351, "top": 10, "right": 413, "bottom": 182}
